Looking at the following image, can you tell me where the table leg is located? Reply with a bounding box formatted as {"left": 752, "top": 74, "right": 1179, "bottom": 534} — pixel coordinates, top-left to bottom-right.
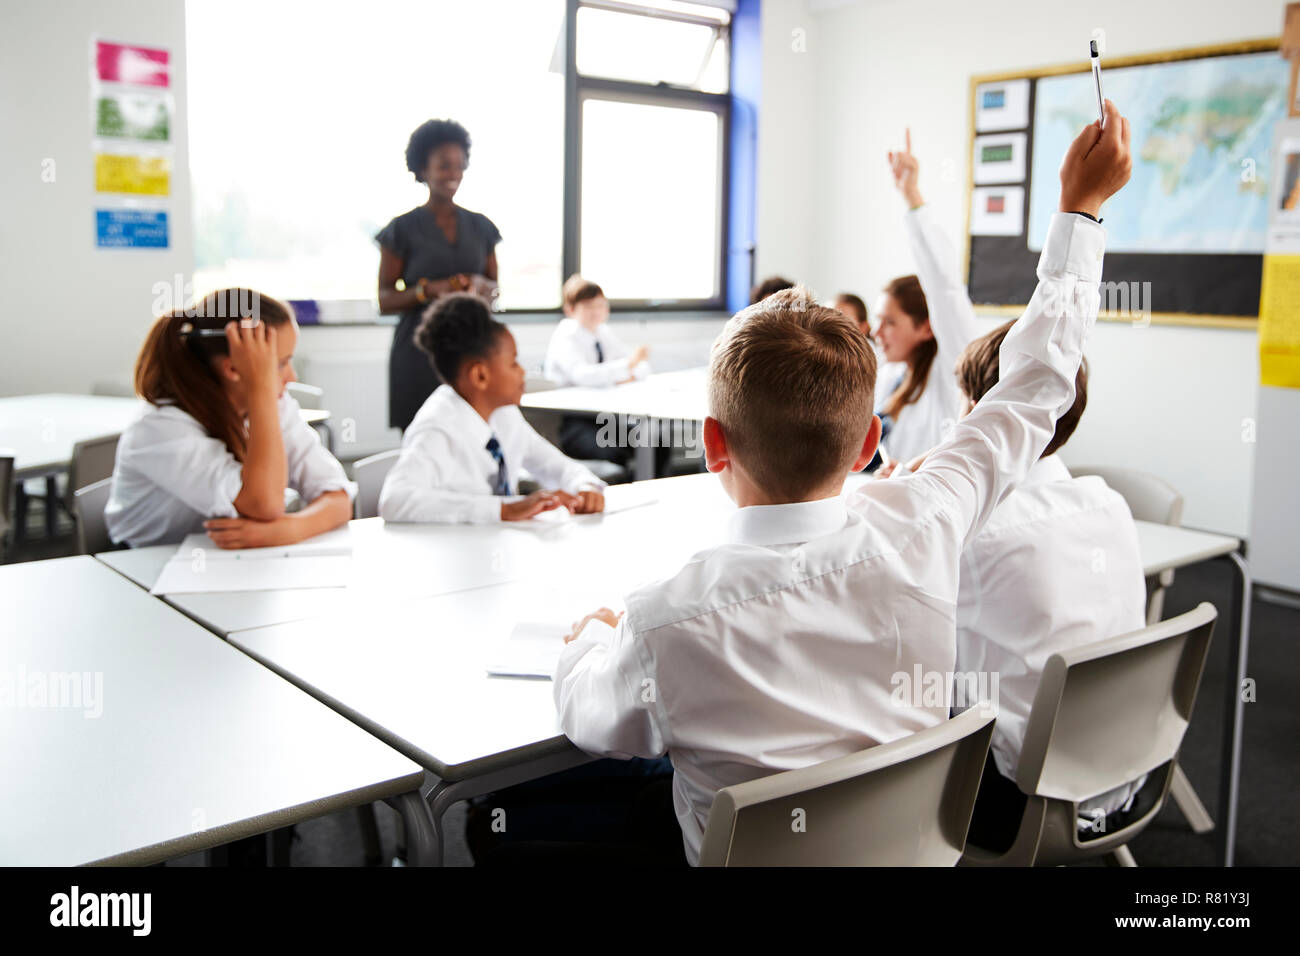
{"left": 632, "top": 416, "right": 655, "bottom": 482}
{"left": 385, "top": 788, "right": 439, "bottom": 868}
{"left": 1214, "top": 550, "right": 1251, "bottom": 867}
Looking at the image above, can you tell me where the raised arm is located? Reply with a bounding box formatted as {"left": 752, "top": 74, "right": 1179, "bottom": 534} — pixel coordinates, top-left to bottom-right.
{"left": 225, "top": 321, "right": 288, "bottom": 521}
{"left": 888, "top": 129, "right": 980, "bottom": 370}
{"left": 907, "top": 102, "right": 1132, "bottom": 545}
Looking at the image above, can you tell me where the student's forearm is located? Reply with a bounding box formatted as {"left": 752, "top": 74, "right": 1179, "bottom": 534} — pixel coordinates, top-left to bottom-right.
{"left": 281, "top": 490, "right": 351, "bottom": 542}
{"left": 234, "top": 392, "right": 288, "bottom": 520}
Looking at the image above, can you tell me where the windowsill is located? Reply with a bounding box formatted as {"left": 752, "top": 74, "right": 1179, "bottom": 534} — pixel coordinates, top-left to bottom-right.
{"left": 291, "top": 300, "right": 732, "bottom": 327}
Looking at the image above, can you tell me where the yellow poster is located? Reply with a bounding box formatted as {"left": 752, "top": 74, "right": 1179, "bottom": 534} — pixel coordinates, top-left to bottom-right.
{"left": 94, "top": 153, "right": 170, "bottom": 196}
{"left": 1259, "top": 254, "right": 1300, "bottom": 388}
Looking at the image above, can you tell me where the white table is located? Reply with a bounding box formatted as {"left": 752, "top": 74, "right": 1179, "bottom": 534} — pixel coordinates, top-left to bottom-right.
{"left": 521, "top": 368, "right": 708, "bottom": 480}
{"left": 1131, "top": 520, "right": 1251, "bottom": 868}
{"left": 0, "top": 556, "right": 435, "bottom": 866}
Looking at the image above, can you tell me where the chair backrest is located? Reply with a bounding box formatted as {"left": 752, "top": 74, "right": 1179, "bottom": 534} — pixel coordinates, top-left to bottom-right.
{"left": 352, "top": 449, "right": 402, "bottom": 519}
{"left": 65, "top": 433, "right": 121, "bottom": 512}
{"left": 72, "top": 477, "right": 114, "bottom": 555}
{"left": 1070, "top": 464, "right": 1183, "bottom": 526}
{"left": 1017, "top": 602, "right": 1216, "bottom": 806}
{"left": 0, "top": 451, "right": 14, "bottom": 557}
{"left": 698, "top": 708, "right": 995, "bottom": 867}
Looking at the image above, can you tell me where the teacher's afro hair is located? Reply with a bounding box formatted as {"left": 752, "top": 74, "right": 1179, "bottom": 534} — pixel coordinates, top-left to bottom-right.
{"left": 415, "top": 293, "right": 506, "bottom": 384}
{"left": 406, "top": 119, "right": 472, "bottom": 183}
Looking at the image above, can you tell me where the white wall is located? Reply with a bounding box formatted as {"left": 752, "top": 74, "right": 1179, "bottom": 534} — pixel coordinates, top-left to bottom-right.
{"left": 0, "top": 0, "right": 192, "bottom": 397}
{"left": 756, "top": 0, "right": 1285, "bottom": 535}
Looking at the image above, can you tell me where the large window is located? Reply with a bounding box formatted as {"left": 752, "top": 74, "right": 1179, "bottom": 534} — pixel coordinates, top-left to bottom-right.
{"left": 186, "top": 0, "right": 730, "bottom": 312}
{"left": 187, "top": 0, "right": 566, "bottom": 309}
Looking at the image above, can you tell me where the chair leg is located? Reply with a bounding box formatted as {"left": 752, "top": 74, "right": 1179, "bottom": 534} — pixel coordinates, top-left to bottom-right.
{"left": 1107, "top": 845, "right": 1137, "bottom": 867}
{"left": 44, "top": 476, "right": 58, "bottom": 537}
{"left": 1170, "top": 764, "right": 1215, "bottom": 834}
{"left": 357, "top": 804, "right": 383, "bottom": 866}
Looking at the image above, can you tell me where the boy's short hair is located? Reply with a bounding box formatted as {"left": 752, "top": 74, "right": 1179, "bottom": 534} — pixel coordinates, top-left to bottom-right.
{"left": 415, "top": 293, "right": 507, "bottom": 384}
{"left": 750, "top": 275, "right": 795, "bottom": 304}
{"left": 956, "top": 319, "right": 1088, "bottom": 458}
{"left": 709, "top": 286, "right": 877, "bottom": 500}
{"left": 562, "top": 274, "right": 605, "bottom": 309}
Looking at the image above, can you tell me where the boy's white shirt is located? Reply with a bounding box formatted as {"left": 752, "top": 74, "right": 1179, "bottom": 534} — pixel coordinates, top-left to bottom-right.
{"left": 105, "top": 392, "right": 357, "bottom": 548}
{"left": 543, "top": 318, "right": 651, "bottom": 387}
{"left": 955, "top": 454, "right": 1150, "bottom": 824}
{"left": 877, "top": 205, "right": 981, "bottom": 464}
{"left": 379, "top": 384, "right": 607, "bottom": 525}
{"left": 554, "top": 212, "right": 1106, "bottom": 865}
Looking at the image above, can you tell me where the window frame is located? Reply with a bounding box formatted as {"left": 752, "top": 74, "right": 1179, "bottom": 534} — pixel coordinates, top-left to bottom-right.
{"left": 563, "top": 0, "right": 732, "bottom": 312}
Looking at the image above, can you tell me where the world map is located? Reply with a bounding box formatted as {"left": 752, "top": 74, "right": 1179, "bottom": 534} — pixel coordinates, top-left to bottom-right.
{"left": 1027, "top": 51, "right": 1290, "bottom": 254}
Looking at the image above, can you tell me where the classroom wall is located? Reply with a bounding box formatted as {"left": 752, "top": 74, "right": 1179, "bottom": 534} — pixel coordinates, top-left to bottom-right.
{"left": 0, "top": 0, "right": 192, "bottom": 398}
{"left": 755, "top": 0, "right": 1285, "bottom": 536}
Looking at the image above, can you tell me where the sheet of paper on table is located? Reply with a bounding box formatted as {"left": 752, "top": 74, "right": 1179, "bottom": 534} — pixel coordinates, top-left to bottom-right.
{"left": 149, "top": 527, "right": 354, "bottom": 594}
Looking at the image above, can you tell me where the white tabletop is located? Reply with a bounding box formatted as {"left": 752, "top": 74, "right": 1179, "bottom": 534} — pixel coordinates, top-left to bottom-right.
{"left": 0, "top": 556, "right": 424, "bottom": 865}
{"left": 1133, "top": 520, "right": 1240, "bottom": 576}
{"left": 521, "top": 367, "right": 708, "bottom": 422}
{"left": 0, "top": 393, "right": 329, "bottom": 478}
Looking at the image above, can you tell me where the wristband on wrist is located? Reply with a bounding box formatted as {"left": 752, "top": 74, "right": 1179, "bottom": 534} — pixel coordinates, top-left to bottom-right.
{"left": 1070, "top": 210, "right": 1102, "bottom": 223}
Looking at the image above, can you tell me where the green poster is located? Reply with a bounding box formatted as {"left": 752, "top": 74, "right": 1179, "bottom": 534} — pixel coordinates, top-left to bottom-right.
{"left": 96, "top": 93, "right": 170, "bottom": 142}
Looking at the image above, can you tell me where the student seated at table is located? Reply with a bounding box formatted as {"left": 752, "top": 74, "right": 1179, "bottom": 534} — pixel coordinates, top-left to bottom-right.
{"left": 832, "top": 292, "right": 869, "bottom": 335}
{"left": 380, "top": 293, "right": 608, "bottom": 524}
{"left": 543, "top": 274, "right": 650, "bottom": 465}
{"left": 944, "top": 321, "right": 1148, "bottom": 850}
{"left": 551, "top": 102, "right": 1132, "bottom": 865}
{"left": 750, "top": 275, "right": 794, "bottom": 304}
{"left": 106, "top": 289, "right": 356, "bottom": 549}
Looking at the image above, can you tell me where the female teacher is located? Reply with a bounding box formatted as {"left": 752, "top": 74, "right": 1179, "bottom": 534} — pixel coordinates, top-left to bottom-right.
{"left": 377, "top": 118, "right": 501, "bottom": 431}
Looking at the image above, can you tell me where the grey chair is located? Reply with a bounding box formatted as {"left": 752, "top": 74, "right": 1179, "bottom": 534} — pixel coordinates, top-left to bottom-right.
{"left": 697, "top": 707, "right": 995, "bottom": 866}
{"left": 1070, "top": 464, "right": 1211, "bottom": 833}
{"left": 961, "top": 602, "right": 1217, "bottom": 867}
{"left": 0, "top": 452, "right": 13, "bottom": 562}
{"left": 352, "top": 449, "right": 402, "bottom": 519}
{"left": 65, "top": 434, "right": 121, "bottom": 517}
{"left": 72, "top": 477, "right": 114, "bottom": 556}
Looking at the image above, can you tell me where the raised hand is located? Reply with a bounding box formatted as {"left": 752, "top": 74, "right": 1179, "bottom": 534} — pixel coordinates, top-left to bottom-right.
{"left": 1058, "top": 99, "right": 1132, "bottom": 219}
{"left": 888, "top": 128, "right": 923, "bottom": 208}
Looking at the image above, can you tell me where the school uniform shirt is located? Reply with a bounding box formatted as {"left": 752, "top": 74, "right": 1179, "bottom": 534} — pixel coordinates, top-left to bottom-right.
{"left": 105, "top": 393, "right": 357, "bottom": 548}
{"left": 555, "top": 211, "right": 1107, "bottom": 865}
{"left": 378, "top": 384, "right": 608, "bottom": 524}
{"left": 878, "top": 205, "right": 981, "bottom": 465}
{"left": 956, "top": 454, "right": 1149, "bottom": 822}
{"left": 543, "top": 318, "right": 651, "bottom": 387}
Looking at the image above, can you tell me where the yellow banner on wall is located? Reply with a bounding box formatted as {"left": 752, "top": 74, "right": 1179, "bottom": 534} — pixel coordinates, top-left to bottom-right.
{"left": 1259, "top": 253, "right": 1300, "bottom": 388}
{"left": 94, "top": 153, "right": 170, "bottom": 196}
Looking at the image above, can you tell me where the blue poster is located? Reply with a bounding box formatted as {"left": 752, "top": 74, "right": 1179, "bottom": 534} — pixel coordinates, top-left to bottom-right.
{"left": 96, "top": 208, "right": 169, "bottom": 248}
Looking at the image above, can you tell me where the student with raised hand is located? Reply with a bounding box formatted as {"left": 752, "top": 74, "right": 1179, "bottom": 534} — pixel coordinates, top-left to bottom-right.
{"left": 551, "top": 102, "right": 1132, "bottom": 865}
{"left": 106, "top": 289, "right": 356, "bottom": 549}
{"left": 874, "top": 129, "right": 982, "bottom": 468}
{"left": 379, "top": 293, "right": 607, "bottom": 524}
{"left": 947, "top": 322, "right": 1147, "bottom": 850}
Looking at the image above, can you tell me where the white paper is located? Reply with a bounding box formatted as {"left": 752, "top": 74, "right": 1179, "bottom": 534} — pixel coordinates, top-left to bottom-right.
{"left": 975, "top": 79, "right": 1029, "bottom": 132}
{"left": 970, "top": 185, "right": 1025, "bottom": 236}
{"left": 149, "top": 527, "right": 355, "bottom": 594}
{"left": 972, "top": 132, "right": 1027, "bottom": 185}
{"left": 485, "top": 622, "right": 569, "bottom": 678}
{"left": 173, "top": 527, "right": 353, "bottom": 560}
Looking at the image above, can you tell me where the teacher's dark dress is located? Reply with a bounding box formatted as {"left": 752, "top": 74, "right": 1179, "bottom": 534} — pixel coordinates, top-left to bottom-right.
{"left": 375, "top": 205, "right": 501, "bottom": 430}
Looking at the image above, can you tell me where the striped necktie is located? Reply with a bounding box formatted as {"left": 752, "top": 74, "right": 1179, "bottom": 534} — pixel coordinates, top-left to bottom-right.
{"left": 486, "top": 436, "right": 510, "bottom": 496}
{"left": 594, "top": 339, "right": 605, "bottom": 363}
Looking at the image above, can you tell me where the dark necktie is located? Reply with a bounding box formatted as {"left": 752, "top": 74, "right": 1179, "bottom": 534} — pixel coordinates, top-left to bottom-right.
{"left": 486, "top": 436, "right": 510, "bottom": 496}
{"left": 595, "top": 340, "right": 605, "bottom": 363}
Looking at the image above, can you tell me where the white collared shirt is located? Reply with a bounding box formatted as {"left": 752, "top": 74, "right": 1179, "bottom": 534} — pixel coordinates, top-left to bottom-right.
{"left": 956, "top": 454, "right": 1148, "bottom": 821}
{"left": 877, "top": 206, "right": 981, "bottom": 465}
{"left": 105, "top": 393, "right": 357, "bottom": 548}
{"left": 555, "top": 212, "right": 1106, "bottom": 864}
{"left": 379, "top": 384, "right": 607, "bottom": 524}
{"left": 543, "top": 318, "right": 651, "bottom": 387}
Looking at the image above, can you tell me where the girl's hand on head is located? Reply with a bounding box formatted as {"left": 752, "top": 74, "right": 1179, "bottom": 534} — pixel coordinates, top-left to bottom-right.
{"left": 225, "top": 320, "right": 279, "bottom": 398}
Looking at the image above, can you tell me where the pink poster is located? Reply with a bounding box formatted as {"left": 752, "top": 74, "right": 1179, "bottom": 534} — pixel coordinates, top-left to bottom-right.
{"left": 95, "top": 41, "right": 169, "bottom": 87}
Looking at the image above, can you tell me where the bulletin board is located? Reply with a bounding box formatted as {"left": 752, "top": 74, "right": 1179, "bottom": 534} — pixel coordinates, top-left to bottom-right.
{"left": 964, "top": 38, "right": 1287, "bottom": 327}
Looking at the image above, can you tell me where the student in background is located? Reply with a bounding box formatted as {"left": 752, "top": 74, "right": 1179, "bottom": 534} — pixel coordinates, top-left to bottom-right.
{"left": 947, "top": 322, "right": 1148, "bottom": 850}
{"left": 544, "top": 274, "right": 650, "bottom": 464}
{"left": 380, "top": 293, "right": 607, "bottom": 524}
{"left": 874, "top": 129, "right": 980, "bottom": 466}
{"left": 750, "top": 275, "right": 794, "bottom": 304}
{"left": 832, "top": 293, "right": 869, "bottom": 335}
{"left": 552, "top": 101, "right": 1132, "bottom": 865}
{"left": 106, "top": 289, "right": 356, "bottom": 549}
